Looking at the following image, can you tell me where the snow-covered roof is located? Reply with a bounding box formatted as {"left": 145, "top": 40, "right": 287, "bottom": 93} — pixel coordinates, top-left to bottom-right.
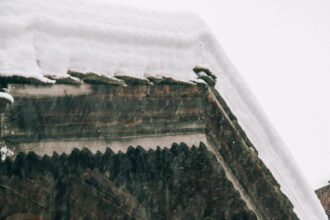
{"left": 0, "top": 0, "right": 327, "bottom": 219}
{"left": 0, "top": 0, "right": 212, "bottom": 83}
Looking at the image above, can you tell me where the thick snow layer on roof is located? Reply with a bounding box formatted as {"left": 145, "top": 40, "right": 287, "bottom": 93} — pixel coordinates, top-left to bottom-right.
{"left": 0, "top": 0, "right": 207, "bottom": 82}
{"left": 0, "top": 0, "right": 327, "bottom": 219}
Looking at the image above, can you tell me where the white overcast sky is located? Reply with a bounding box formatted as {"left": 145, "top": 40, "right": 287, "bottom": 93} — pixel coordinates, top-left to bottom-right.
{"left": 113, "top": 0, "right": 330, "bottom": 189}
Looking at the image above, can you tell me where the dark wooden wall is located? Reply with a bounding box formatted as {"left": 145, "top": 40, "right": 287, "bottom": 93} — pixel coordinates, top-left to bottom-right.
{"left": 1, "top": 83, "right": 206, "bottom": 145}
{"left": 0, "top": 81, "right": 299, "bottom": 220}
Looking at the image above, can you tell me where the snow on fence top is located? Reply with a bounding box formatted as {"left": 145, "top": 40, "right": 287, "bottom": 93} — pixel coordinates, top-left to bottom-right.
{"left": 0, "top": 0, "right": 327, "bottom": 219}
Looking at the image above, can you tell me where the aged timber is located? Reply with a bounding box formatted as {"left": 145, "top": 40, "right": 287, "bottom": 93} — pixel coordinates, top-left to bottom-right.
{"left": 316, "top": 184, "right": 330, "bottom": 219}
{"left": 0, "top": 80, "right": 299, "bottom": 219}
{"left": 0, "top": 143, "right": 258, "bottom": 220}
{"left": 1, "top": 83, "right": 206, "bottom": 149}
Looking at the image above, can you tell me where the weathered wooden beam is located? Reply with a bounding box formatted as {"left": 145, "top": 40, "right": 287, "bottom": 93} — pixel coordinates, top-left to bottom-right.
{"left": 1, "top": 83, "right": 208, "bottom": 148}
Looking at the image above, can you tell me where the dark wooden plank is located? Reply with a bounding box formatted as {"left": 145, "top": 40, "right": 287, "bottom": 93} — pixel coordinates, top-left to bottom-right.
{"left": 1, "top": 83, "right": 208, "bottom": 142}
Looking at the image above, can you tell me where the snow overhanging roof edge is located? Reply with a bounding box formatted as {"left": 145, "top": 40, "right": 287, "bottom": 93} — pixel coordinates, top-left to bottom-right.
{"left": 0, "top": 0, "right": 327, "bottom": 219}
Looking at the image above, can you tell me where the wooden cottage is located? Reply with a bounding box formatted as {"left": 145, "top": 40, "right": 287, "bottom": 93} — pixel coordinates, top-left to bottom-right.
{"left": 0, "top": 0, "right": 327, "bottom": 219}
